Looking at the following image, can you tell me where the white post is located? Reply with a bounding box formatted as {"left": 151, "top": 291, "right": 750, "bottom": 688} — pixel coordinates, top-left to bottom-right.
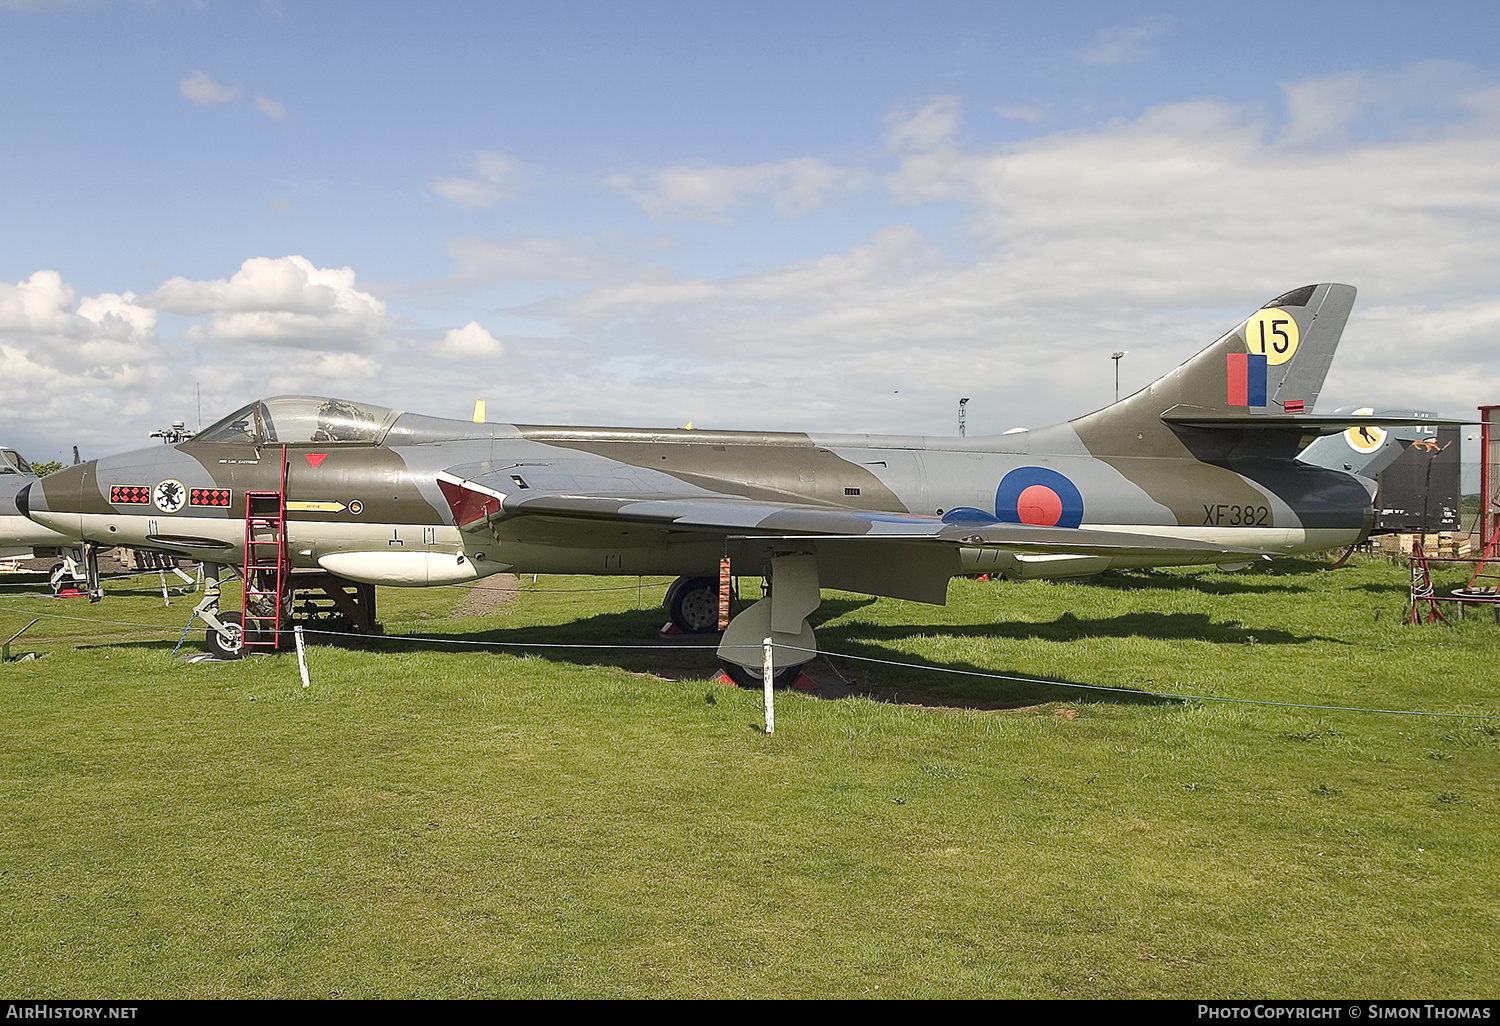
{"left": 762, "top": 636, "right": 775, "bottom": 736}
{"left": 294, "top": 625, "right": 311, "bottom": 688}
{"left": 159, "top": 569, "right": 170, "bottom": 606}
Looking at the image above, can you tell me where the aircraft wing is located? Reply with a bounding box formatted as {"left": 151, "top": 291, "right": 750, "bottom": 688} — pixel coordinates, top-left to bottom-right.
{"left": 435, "top": 468, "right": 1259, "bottom": 603}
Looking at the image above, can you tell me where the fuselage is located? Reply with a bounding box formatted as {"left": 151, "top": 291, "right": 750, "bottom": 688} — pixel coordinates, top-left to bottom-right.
{"left": 22, "top": 404, "right": 1373, "bottom": 588}
{"left": 0, "top": 449, "right": 78, "bottom": 558}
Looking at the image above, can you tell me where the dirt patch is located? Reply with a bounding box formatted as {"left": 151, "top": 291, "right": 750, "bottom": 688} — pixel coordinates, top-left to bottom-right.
{"left": 451, "top": 574, "right": 520, "bottom": 617}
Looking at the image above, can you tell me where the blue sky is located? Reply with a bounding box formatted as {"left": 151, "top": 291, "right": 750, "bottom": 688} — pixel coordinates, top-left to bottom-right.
{"left": 2, "top": 1, "right": 1498, "bottom": 477}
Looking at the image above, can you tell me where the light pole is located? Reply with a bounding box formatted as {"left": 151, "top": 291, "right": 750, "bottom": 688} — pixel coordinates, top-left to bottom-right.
{"left": 1112, "top": 351, "right": 1128, "bottom": 403}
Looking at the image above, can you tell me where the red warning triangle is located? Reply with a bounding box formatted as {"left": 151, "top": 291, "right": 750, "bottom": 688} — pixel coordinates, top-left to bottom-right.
{"left": 304, "top": 453, "right": 328, "bottom": 468}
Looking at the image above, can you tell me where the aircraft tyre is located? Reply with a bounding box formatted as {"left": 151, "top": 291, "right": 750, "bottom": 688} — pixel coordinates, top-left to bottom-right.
{"left": 664, "top": 575, "right": 721, "bottom": 633}
{"left": 205, "top": 611, "right": 251, "bottom": 660}
{"left": 718, "top": 661, "right": 808, "bottom": 689}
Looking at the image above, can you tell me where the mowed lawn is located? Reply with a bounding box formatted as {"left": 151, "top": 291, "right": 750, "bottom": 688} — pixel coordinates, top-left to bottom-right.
{"left": 0, "top": 557, "right": 1496, "bottom": 999}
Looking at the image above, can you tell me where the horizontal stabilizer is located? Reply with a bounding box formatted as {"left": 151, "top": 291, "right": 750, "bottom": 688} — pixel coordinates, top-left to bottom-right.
{"left": 1161, "top": 410, "right": 1477, "bottom": 436}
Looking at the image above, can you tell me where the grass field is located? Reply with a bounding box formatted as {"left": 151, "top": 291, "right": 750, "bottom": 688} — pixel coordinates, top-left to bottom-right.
{"left": 0, "top": 557, "right": 1497, "bottom": 999}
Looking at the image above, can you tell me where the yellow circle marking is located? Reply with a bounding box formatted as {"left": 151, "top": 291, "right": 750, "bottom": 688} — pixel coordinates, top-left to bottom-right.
{"left": 1345, "top": 421, "right": 1386, "bottom": 454}
{"left": 1245, "top": 308, "right": 1300, "bottom": 365}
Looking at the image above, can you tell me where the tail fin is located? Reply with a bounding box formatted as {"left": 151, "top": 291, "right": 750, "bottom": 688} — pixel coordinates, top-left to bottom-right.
{"left": 1066, "top": 284, "right": 1356, "bottom": 454}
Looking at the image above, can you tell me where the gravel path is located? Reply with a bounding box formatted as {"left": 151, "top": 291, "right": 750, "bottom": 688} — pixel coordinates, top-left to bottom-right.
{"left": 451, "top": 574, "right": 520, "bottom": 617}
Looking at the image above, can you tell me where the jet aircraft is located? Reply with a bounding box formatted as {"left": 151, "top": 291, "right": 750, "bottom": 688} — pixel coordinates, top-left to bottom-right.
{"left": 1, "top": 446, "right": 84, "bottom": 561}
{"left": 1300, "top": 407, "right": 1446, "bottom": 481}
{"left": 20, "top": 283, "right": 1437, "bottom": 679}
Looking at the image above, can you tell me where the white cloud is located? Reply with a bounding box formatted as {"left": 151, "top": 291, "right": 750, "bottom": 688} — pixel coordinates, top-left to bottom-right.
{"left": 144, "top": 255, "right": 387, "bottom": 347}
{"left": 266, "top": 352, "right": 381, "bottom": 394}
{"left": 1278, "top": 61, "right": 1490, "bottom": 148}
{"left": 532, "top": 225, "right": 943, "bottom": 331}
{"left": 0, "top": 270, "right": 76, "bottom": 335}
{"left": 885, "top": 96, "right": 971, "bottom": 204}
{"left": 431, "top": 321, "right": 503, "bottom": 359}
{"left": 0, "top": 271, "right": 164, "bottom": 447}
{"left": 997, "top": 104, "right": 1044, "bottom": 123}
{"left": 180, "top": 70, "right": 240, "bottom": 105}
{"left": 446, "top": 234, "right": 659, "bottom": 285}
{"left": 432, "top": 151, "right": 525, "bottom": 208}
{"left": 10, "top": 64, "right": 1500, "bottom": 452}
{"left": 885, "top": 95, "right": 962, "bottom": 153}
{"left": 610, "top": 157, "right": 868, "bottom": 223}
{"left": 1076, "top": 18, "right": 1170, "bottom": 67}
{"left": 256, "top": 95, "right": 287, "bottom": 120}
{"left": 505, "top": 81, "right": 1500, "bottom": 433}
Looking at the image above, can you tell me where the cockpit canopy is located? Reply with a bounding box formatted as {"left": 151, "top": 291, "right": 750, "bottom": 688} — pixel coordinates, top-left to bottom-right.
{"left": 0, "top": 448, "right": 32, "bottom": 475}
{"left": 196, "top": 396, "right": 404, "bottom": 446}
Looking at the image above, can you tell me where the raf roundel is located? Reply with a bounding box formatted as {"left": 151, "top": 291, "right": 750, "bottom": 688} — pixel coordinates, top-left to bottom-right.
{"left": 995, "top": 467, "right": 1084, "bottom": 529}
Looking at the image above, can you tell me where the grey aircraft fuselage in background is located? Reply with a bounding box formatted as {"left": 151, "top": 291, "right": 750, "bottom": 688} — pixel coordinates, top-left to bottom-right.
{"left": 0, "top": 447, "right": 77, "bottom": 559}
{"left": 22, "top": 283, "right": 1422, "bottom": 675}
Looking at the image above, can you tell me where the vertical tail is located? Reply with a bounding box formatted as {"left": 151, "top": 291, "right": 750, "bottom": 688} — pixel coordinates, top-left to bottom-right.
{"left": 1130, "top": 283, "right": 1354, "bottom": 423}
{"left": 1063, "top": 284, "right": 1356, "bottom": 456}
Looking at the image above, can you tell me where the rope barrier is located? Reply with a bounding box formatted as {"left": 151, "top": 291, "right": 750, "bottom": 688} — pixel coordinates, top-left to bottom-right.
{"left": 4, "top": 600, "right": 1497, "bottom": 722}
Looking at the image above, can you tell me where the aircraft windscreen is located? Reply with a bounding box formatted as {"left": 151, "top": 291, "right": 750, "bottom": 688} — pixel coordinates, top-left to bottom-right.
{"left": 196, "top": 401, "right": 268, "bottom": 444}
{"left": 195, "top": 397, "right": 400, "bottom": 445}
{"left": 0, "top": 449, "right": 29, "bottom": 475}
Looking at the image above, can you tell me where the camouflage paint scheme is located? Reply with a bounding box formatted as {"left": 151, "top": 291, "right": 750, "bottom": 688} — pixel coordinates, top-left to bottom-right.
{"left": 21, "top": 283, "right": 1416, "bottom": 670}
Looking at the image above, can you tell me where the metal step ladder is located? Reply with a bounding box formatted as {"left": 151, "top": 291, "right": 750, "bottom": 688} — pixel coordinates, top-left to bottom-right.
{"left": 1465, "top": 520, "right": 1500, "bottom": 595}
{"left": 242, "top": 446, "right": 289, "bottom": 649}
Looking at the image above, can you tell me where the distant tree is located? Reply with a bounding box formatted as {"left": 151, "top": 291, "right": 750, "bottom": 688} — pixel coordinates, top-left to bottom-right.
{"left": 30, "top": 460, "right": 62, "bottom": 476}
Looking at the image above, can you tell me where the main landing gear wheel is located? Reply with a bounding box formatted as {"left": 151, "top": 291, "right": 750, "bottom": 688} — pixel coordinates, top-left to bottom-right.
{"left": 205, "top": 611, "right": 251, "bottom": 660}
{"left": 718, "top": 662, "right": 809, "bottom": 689}
{"left": 664, "top": 575, "right": 722, "bottom": 634}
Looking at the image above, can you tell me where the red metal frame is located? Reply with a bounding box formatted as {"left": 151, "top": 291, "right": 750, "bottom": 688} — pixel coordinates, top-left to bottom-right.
{"left": 1466, "top": 406, "right": 1500, "bottom": 592}
{"left": 1480, "top": 406, "right": 1499, "bottom": 555}
{"left": 241, "top": 445, "right": 289, "bottom": 649}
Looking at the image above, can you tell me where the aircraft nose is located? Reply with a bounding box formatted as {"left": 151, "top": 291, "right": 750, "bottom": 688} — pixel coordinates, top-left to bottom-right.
{"left": 28, "top": 464, "right": 86, "bottom": 514}
{"left": 23, "top": 463, "right": 88, "bottom": 538}
{"left": 14, "top": 482, "right": 30, "bottom": 520}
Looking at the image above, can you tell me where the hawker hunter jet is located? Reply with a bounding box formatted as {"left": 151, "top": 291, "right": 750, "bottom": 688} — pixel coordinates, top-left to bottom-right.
{"left": 21, "top": 283, "right": 1432, "bottom": 679}
{"left": 1, "top": 446, "right": 83, "bottom": 560}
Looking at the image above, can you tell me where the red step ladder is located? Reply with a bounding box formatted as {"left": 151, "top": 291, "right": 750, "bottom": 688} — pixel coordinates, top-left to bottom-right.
{"left": 242, "top": 446, "right": 289, "bottom": 649}
{"left": 1465, "top": 520, "right": 1500, "bottom": 595}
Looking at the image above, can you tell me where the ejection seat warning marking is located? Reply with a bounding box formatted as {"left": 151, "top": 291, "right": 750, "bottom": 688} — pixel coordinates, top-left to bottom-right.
{"left": 286, "top": 500, "right": 347, "bottom": 513}
{"left": 305, "top": 453, "right": 328, "bottom": 468}
{"left": 1244, "top": 308, "right": 1299, "bottom": 365}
